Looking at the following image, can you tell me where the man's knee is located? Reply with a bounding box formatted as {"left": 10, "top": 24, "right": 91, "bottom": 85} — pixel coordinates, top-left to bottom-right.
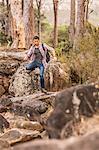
{"left": 26, "top": 63, "right": 33, "bottom": 70}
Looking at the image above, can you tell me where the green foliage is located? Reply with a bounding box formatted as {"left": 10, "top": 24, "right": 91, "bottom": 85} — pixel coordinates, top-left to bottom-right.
{"left": 56, "top": 25, "right": 70, "bottom": 55}
{"left": 0, "top": 32, "right": 7, "bottom": 45}
{"left": 41, "top": 21, "right": 53, "bottom": 46}
{"left": 56, "top": 23, "right": 99, "bottom": 84}
{"left": 42, "top": 24, "right": 70, "bottom": 55}
{"left": 58, "top": 25, "right": 69, "bottom": 42}
{"left": 58, "top": 33, "right": 99, "bottom": 84}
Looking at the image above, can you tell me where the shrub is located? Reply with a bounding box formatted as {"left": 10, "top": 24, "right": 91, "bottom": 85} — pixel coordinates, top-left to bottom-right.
{"left": 58, "top": 34, "right": 99, "bottom": 84}
{"left": 0, "top": 32, "right": 7, "bottom": 45}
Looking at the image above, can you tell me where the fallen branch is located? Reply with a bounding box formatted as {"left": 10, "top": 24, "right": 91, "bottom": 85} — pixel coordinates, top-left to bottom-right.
{"left": 10, "top": 92, "right": 57, "bottom": 103}
{"left": 0, "top": 50, "right": 28, "bottom": 61}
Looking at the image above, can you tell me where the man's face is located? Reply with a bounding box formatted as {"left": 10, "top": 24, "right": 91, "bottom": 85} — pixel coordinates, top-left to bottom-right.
{"left": 33, "top": 39, "right": 40, "bottom": 46}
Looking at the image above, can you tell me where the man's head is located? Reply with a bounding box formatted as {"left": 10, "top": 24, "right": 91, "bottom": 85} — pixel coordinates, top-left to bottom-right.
{"left": 33, "top": 36, "right": 40, "bottom": 46}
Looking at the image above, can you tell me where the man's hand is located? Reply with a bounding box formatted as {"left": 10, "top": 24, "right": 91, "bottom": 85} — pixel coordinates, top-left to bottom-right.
{"left": 24, "top": 55, "right": 28, "bottom": 61}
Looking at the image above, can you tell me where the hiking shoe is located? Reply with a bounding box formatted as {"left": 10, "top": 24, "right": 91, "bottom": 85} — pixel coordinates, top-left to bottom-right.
{"left": 41, "top": 88, "right": 48, "bottom": 94}
{"left": 25, "top": 70, "right": 31, "bottom": 74}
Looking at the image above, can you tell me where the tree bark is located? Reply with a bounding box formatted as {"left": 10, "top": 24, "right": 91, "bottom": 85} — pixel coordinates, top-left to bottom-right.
{"left": 10, "top": 0, "right": 35, "bottom": 49}
{"left": 69, "top": 0, "right": 75, "bottom": 46}
{"left": 5, "top": 0, "right": 9, "bottom": 9}
{"left": 35, "top": 0, "right": 42, "bottom": 41}
{"left": 53, "top": 0, "right": 58, "bottom": 48}
{"left": 0, "top": 50, "right": 27, "bottom": 61}
{"left": 84, "top": 0, "right": 89, "bottom": 24}
{"left": 10, "top": 0, "right": 25, "bottom": 49}
{"left": 2, "top": 0, "right": 5, "bottom": 6}
{"left": 73, "top": 0, "right": 85, "bottom": 50}
{"left": 23, "top": 0, "right": 35, "bottom": 49}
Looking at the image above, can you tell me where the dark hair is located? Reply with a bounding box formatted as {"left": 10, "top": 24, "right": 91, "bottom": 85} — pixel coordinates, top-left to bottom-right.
{"left": 33, "top": 35, "right": 39, "bottom": 40}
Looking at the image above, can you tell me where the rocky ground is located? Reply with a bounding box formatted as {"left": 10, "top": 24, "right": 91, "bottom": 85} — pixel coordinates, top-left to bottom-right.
{"left": 0, "top": 49, "right": 99, "bottom": 150}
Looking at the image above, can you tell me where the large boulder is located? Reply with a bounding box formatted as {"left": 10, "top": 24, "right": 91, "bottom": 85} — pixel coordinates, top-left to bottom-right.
{"left": 9, "top": 63, "right": 33, "bottom": 97}
{"left": 46, "top": 83, "right": 99, "bottom": 139}
{"left": 10, "top": 100, "right": 48, "bottom": 119}
{"left": 0, "top": 128, "right": 41, "bottom": 145}
{"left": 0, "top": 60, "right": 19, "bottom": 75}
{"left": 0, "top": 59, "right": 19, "bottom": 97}
{"left": 13, "top": 130, "right": 99, "bottom": 150}
{"left": 9, "top": 61, "right": 70, "bottom": 96}
{"left": 45, "top": 61, "right": 70, "bottom": 91}
{"left": 0, "top": 75, "right": 10, "bottom": 97}
{"left": 9, "top": 93, "right": 56, "bottom": 122}
{"left": 0, "top": 97, "right": 13, "bottom": 113}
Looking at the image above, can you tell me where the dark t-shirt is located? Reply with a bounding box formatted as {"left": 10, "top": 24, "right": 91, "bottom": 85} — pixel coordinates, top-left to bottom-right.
{"left": 34, "top": 48, "right": 43, "bottom": 63}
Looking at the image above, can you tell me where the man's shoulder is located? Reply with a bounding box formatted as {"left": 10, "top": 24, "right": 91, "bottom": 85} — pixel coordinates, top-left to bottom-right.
{"left": 29, "top": 45, "right": 35, "bottom": 50}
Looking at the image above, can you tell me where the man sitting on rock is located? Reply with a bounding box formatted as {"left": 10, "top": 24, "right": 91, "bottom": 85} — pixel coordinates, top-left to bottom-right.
{"left": 24, "top": 35, "right": 56, "bottom": 93}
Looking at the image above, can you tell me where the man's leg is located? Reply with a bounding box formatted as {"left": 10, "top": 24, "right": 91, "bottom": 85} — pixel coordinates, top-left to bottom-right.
{"left": 39, "top": 63, "right": 47, "bottom": 93}
{"left": 26, "top": 61, "right": 37, "bottom": 71}
{"left": 39, "top": 64, "right": 45, "bottom": 88}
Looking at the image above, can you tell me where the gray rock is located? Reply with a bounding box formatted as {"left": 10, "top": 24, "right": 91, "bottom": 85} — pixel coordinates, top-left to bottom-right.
{"left": 0, "top": 74, "right": 10, "bottom": 97}
{"left": 9, "top": 64, "right": 35, "bottom": 97}
{"left": 15, "top": 121, "right": 43, "bottom": 131}
{"left": 0, "top": 114, "right": 9, "bottom": 133}
{"left": 22, "top": 100, "right": 48, "bottom": 114}
{"left": 0, "top": 105, "right": 7, "bottom": 113}
{"left": 0, "top": 128, "right": 41, "bottom": 145}
{"left": 0, "top": 60, "right": 19, "bottom": 75}
{"left": 46, "top": 83, "right": 99, "bottom": 139}
{"left": 10, "top": 100, "right": 48, "bottom": 121}
{"left": 44, "top": 61, "right": 70, "bottom": 91}
{"left": 0, "top": 97, "right": 13, "bottom": 107}
{"left": 0, "top": 85, "right": 5, "bottom": 97}
{"left": 13, "top": 130, "right": 99, "bottom": 150}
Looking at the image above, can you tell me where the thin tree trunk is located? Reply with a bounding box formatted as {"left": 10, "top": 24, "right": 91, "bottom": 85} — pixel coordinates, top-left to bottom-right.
{"left": 36, "top": 0, "right": 42, "bottom": 41}
{"left": 6, "top": 0, "right": 9, "bottom": 9}
{"left": 76, "top": 0, "right": 85, "bottom": 37}
{"left": 2, "top": 0, "right": 4, "bottom": 6}
{"left": 23, "top": 0, "right": 35, "bottom": 48}
{"left": 53, "top": 0, "right": 58, "bottom": 48}
{"left": 38, "top": 5, "right": 41, "bottom": 41}
{"left": 69, "top": 0, "right": 75, "bottom": 46}
{"left": 4, "top": 0, "right": 10, "bottom": 36}
{"left": 84, "top": 0, "right": 89, "bottom": 24}
{"left": 73, "top": 0, "right": 85, "bottom": 50}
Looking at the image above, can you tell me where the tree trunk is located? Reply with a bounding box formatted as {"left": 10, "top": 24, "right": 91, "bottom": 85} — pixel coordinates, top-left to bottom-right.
{"left": 2, "top": 0, "right": 4, "bottom": 6}
{"left": 7, "top": 4, "right": 13, "bottom": 37}
{"left": 84, "top": 0, "right": 89, "bottom": 24}
{"left": 69, "top": 0, "right": 75, "bottom": 46}
{"left": 53, "top": 0, "right": 58, "bottom": 48}
{"left": 73, "top": 0, "right": 85, "bottom": 50}
{"left": 6, "top": 0, "right": 9, "bottom": 9}
{"left": 10, "top": 0, "right": 25, "bottom": 49}
{"left": 4, "top": 0, "right": 11, "bottom": 37}
{"left": 23, "top": 0, "right": 35, "bottom": 48}
{"left": 36, "top": 0, "right": 42, "bottom": 41}
{"left": 76, "top": 0, "right": 85, "bottom": 38}
{"left": 38, "top": 5, "right": 41, "bottom": 41}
